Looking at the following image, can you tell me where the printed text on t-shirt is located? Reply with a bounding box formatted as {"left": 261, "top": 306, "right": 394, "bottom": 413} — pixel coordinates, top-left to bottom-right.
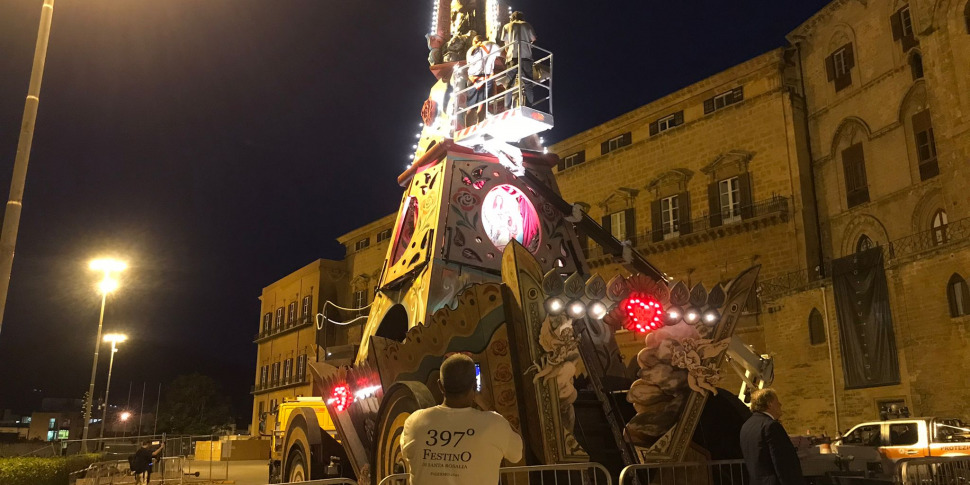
{"left": 425, "top": 428, "right": 475, "bottom": 447}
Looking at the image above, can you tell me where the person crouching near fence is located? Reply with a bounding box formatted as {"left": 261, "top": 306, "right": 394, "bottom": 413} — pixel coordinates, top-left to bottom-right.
{"left": 401, "top": 353, "right": 523, "bottom": 485}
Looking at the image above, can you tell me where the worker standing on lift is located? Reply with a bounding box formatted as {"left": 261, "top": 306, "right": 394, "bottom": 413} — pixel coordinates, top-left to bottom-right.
{"left": 465, "top": 35, "right": 502, "bottom": 125}
{"left": 500, "top": 11, "right": 537, "bottom": 108}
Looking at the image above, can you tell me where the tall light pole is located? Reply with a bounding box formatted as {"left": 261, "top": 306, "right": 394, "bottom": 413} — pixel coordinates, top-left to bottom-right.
{"left": 81, "top": 258, "right": 126, "bottom": 453}
{"left": 0, "top": 0, "right": 56, "bottom": 339}
{"left": 99, "top": 333, "right": 127, "bottom": 443}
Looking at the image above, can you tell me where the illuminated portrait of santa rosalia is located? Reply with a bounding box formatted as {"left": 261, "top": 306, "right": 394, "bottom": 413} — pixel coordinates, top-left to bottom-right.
{"left": 481, "top": 184, "right": 540, "bottom": 252}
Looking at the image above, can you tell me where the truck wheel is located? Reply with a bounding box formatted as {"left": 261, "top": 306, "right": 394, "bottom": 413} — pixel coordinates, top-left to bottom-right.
{"left": 287, "top": 448, "right": 308, "bottom": 482}
{"left": 372, "top": 381, "right": 436, "bottom": 484}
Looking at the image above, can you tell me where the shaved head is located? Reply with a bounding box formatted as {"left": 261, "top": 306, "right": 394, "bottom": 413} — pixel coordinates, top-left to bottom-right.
{"left": 440, "top": 354, "right": 476, "bottom": 395}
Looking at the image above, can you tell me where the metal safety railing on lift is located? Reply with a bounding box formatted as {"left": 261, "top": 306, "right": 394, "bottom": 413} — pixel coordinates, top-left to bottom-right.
{"left": 379, "top": 462, "right": 612, "bottom": 485}
{"left": 619, "top": 460, "right": 748, "bottom": 485}
{"left": 452, "top": 42, "right": 554, "bottom": 133}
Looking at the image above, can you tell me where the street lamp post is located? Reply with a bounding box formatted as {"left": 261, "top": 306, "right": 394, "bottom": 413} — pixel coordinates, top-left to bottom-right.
{"left": 0, "top": 0, "right": 56, "bottom": 339}
{"left": 81, "top": 259, "right": 126, "bottom": 453}
{"left": 98, "top": 333, "right": 126, "bottom": 443}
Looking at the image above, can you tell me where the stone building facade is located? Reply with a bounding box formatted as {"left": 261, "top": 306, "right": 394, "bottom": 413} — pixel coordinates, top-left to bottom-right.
{"left": 249, "top": 215, "right": 395, "bottom": 435}
{"left": 548, "top": 47, "right": 820, "bottom": 397}
{"left": 250, "top": 259, "right": 346, "bottom": 434}
{"left": 549, "top": 0, "right": 970, "bottom": 436}
{"left": 762, "top": 0, "right": 970, "bottom": 434}
{"left": 251, "top": 0, "right": 970, "bottom": 438}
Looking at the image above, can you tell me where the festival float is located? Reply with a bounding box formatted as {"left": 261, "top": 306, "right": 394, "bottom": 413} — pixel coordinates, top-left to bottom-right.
{"left": 285, "top": 1, "right": 769, "bottom": 482}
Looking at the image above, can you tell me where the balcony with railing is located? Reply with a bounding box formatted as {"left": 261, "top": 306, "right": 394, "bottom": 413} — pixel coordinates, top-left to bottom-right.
{"left": 251, "top": 374, "right": 310, "bottom": 394}
{"left": 757, "top": 216, "right": 970, "bottom": 301}
{"left": 585, "top": 196, "right": 790, "bottom": 265}
{"left": 887, "top": 216, "right": 970, "bottom": 262}
{"left": 758, "top": 263, "right": 830, "bottom": 302}
{"left": 254, "top": 314, "right": 315, "bottom": 343}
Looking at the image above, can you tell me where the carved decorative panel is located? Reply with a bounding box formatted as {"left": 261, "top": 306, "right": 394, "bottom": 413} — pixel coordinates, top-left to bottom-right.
{"left": 444, "top": 159, "right": 579, "bottom": 275}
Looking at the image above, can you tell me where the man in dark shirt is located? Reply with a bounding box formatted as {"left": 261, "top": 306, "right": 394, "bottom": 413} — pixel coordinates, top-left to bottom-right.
{"left": 500, "top": 11, "right": 537, "bottom": 108}
{"left": 739, "top": 389, "right": 805, "bottom": 485}
{"left": 131, "top": 441, "right": 164, "bottom": 484}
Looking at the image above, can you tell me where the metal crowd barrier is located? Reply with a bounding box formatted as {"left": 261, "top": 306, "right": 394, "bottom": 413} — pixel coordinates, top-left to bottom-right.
{"left": 896, "top": 455, "right": 970, "bottom": 484}
{"left": 619, "top": 460, "right": 748, "bottom": 485}
{"left": 265, "top": 480, "right": 357, "bottom": 485}
{"left": 71, "top": 456, "right": 185, "bottom": 485}
{"left": 500, "top": 463, "right": 613, "bottom": 484}
{"left": 378, "top": 462, "right": 612, "bottom": 485}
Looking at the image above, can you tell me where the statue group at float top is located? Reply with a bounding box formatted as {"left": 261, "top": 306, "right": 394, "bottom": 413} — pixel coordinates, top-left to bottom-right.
{"left": 308, "top": 1, "right": 761, "bottom": 481}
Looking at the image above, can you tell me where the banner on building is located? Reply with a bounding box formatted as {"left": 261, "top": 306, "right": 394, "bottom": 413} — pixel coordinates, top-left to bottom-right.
{"left": 831, "top": 246, "right": 900, "bottom": 389}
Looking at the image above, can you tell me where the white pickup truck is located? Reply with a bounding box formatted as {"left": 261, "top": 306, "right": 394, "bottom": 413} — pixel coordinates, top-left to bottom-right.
{"left": 832, "top": 417, "right": 970, "bottom": 475}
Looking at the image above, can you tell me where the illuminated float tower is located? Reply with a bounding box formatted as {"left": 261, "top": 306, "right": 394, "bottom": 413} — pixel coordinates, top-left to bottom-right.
{"left": 355, "top": 0, "right": 564, "bottom": 362}
{"left": 310, "top": 1, "right": 762, "bottom": 482}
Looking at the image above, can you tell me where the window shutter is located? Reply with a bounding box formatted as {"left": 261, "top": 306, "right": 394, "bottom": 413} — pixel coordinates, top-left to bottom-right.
{"left": 842, "top": 143, "right": 865, "bottom": 189}
{"left": 843, "top": 43, "right": 855, "bottom": 70}
{"left": 842, "top": 143, "right": 869, "bottom": 207}
{"left": 703, "top": 98, "right": 715, "bottom": 114}
{"left": 835, "top": 69, "right": 852, "bottom": 91}
{"left": 949, "top": 282, "right": 960, "bottom": 317}
{"left": 624, "top": 208, "right": 636, "bottom": 244}
{"left": 739, "top": 173, "right": 754, "bottom": 219}
{"left": 891, "top": 11, "right": 903, "bottom": 40}
{"left": 601, "top": 140, "right": 610, "bottom": 155}
{"left": 649, "top": 121, "right": 659, "bottom": 136}
{"left": 679, "top": 192, "right": 692, "bottom": 235}
{"left": 912, "top": 110, "right": 931, "bottom": 133}
{"left": 913, "top": 110, "right": 938, "bottom": 180}
{"left": 708, "top": 183, "right": 723, "bottom": 228}
{"left": 621, "top": 132, "right": 632, "bottom": 147}
{"left": 557, "top": 156, "right": 565, "bottom": 172}
{"left": 601, "top": 215, "right": 612, "bottom": 238}
{"left": 902, "top": 31, "right": 918, "bottom": 53}
{"left": 650, "top": 200, "right": 663, "bottom": 243}
{"left": 825, "top": 54, "right": 836, "bottom": 82}
{"left": 673, "top": 111, "right": 685, "bottom": 126}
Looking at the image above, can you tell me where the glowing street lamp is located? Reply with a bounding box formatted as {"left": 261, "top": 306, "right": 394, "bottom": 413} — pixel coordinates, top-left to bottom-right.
{"left": 81, "top": 258, "right": 126, "bottom": 453}
{"left": 90, "top": 259, "right": 127, "bottom": 273}
{"left": 98, "top": 333, "right": 126, "bottom": 442}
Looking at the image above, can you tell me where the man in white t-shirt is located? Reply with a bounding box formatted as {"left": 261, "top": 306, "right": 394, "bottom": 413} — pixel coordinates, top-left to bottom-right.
{"left": 401, "top": 354, "right": 523, "bottom": 485}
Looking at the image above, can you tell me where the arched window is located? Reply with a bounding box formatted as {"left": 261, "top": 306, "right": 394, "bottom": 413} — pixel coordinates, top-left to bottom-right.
{"left": 809, "top": 308, "right": 826, "bottom": 345}
{"left": 909, "top": 52, "right": 924, "bottom": 80}
{"left": 932, "top": 209, "right": 948, "bottom": 245}
{"left": 857, "top": 234, "right": 874, "bottom": 253}
{"left": 947, "top": 274, "right": 970, "bottom": 317}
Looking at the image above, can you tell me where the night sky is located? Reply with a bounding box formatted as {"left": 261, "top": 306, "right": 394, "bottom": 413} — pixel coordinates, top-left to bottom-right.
{"left": 0, "top": 1, "right": 830, "bottom": 421}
